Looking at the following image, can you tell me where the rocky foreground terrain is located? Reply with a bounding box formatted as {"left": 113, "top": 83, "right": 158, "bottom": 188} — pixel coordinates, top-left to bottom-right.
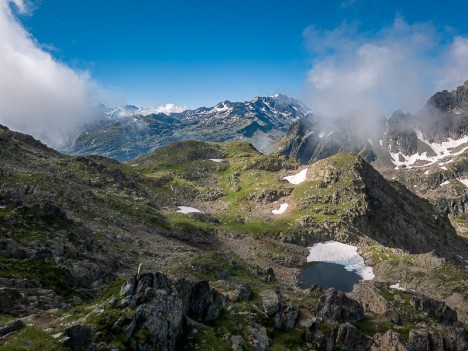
{"left": 0, "top": 124, "right": 467, "bottom": 350}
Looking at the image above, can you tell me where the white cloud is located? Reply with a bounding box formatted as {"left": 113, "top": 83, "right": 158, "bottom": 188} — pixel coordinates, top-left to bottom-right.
{"left": 140, "top": 103, "right": 187, "bottom": 116}
{"left": 0, "top": 0, "right": 108, "bottom": 147}
{"left": 304, "top": 18, "right": 468, "bottom": 117}
{"left": 435, "top": 36, "right": 468, "bottom": 91}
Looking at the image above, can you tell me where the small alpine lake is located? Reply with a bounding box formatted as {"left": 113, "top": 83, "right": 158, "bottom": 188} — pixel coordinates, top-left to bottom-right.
{"left": 298, "top": 261, "right": 362, "bottom": 292}
{"left": 298, "top": 240, "right": 375, "bottom": 292}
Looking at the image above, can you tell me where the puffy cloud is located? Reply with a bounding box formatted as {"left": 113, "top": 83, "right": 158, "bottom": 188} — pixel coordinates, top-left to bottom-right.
{"left": 304, "top": 17, "right": 468, "bottom": 117}
{"left": 140, "top": 103, "right": 187, "bottom": 116}
{"left": 0, "top": 0, "right": 106, "bottom": 147}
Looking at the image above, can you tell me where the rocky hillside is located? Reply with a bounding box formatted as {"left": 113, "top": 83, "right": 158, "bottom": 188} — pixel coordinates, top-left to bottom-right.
{"left": 0, "top": 124, "right": 467, "bottom": 350}
{"left": 277, "top": 81, "right": 468, "bottom": 171}
{"left": 63, "top": 94, "right": 311, "bottom": 161}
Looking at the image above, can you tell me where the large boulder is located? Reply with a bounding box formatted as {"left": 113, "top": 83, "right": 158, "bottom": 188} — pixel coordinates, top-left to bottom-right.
{"left": 188, "top": 280, "right": 222, "bottom": 321}
{"left": 316, "top": 289, "right": 364, "bottom": 323}
{"left": 62, "top": 324, "right": 93, "bottom": 351}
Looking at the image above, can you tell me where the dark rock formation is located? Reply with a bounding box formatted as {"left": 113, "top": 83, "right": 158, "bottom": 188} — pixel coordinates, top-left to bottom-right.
{"left": 0, "top": 320, "right": 24, "bottom": 338}
{"left": 316, "top": 289, "right": 364, "bottom": 323}
{"left": 188, "top": 281, "right": 222, "bottom": 322}
{"left": 410, "top": 295, "right": 458, "bottom": 325}
{"left": 62, "top": 324, "right": 93, "bottom": 351}
{"left": 319, "top": 322, "right": 368, "bottom": 351}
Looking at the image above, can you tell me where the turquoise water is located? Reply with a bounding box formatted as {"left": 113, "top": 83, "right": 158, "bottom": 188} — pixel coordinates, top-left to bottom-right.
{"left": 298, "top": 261, "right": 362, "bottom": 292}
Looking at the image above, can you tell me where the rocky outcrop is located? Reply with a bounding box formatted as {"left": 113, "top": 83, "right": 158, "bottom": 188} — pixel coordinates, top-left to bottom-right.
{"left": 260, "top": 289, "right": 299, "bottom": 331}
{"left": 316, "top": 289, "right": 364, "bottom": 323}
{"left": 410, "top": 295, "right": 458, "bottom": 325}
{"left": 109, "top": 272, "right": 224, "bottom": 350}
{"left": 0, "top": 278, "right": 68, "bottom": 316}
{"left": 188, "top": 281, "right": 222, "bottom": 322}
{"left": 315, "top": 322, "right": 368, "bottom": 351}
{"left": 371, "top": 330, "right": 408, "bottom": 351}
{"left": 408, "top": 327, "right": 468, "bottom": 351}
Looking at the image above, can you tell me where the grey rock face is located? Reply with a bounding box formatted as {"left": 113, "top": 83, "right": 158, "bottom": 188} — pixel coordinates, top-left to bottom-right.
{"left": 274, "top": 301, "right": 299, "bottom": 331}
{"left": 316, "top": 289, "right": 364, "bottom": 323}
{"left": 410, "top": 295, "right": 458, "bottom": 325}
{"left": 323, "top": 322, "right": 368, "bottom": 351}
{"left": 114, "top": 272, "right": 185, "bottom": 351}
{"left": 260, "top": 289, "right": 299, "bottom": 331}
{"left": 408, "top": 327, "right": 468, "bottom": 351}
{"left": 246, "top": 325, "right": 270, "bottom": 351}
{"left": 260, "top": 289, "right": 281, "bottom": 316}
{"left": 371, "top": 330, "right": 408, "bottom": 351}
{"left": 129, "top": 290, "right": 184, "bottom": 351}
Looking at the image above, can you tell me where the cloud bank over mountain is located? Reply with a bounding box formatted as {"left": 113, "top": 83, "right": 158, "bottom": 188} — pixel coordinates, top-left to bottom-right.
{"left": 0, "top": 0, "right": 104, "bottom": 146}
{"left": 304, "top": 18, "right": 468, "bottom": 117}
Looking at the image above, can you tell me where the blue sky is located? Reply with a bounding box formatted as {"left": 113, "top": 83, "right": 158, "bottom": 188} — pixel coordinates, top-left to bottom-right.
{"left": 17, "top": 0, "right": 468, "bottom": 108}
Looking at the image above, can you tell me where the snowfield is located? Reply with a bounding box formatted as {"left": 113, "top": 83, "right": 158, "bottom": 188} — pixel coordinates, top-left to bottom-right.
{"left": 389, "top": 283, "right": 406, "bottom": 291}
{"left": 284, "top": 169, "right": 308, "bottom": 185}
{"left": 176, "top": 206, "right": 203, "bottom": 214}
{"left": 208, "top": 159, "right": 223, "bottom": 163}
{"left": 457, "top": 178, "right": 468, "bottom": 188}
{"left": 272, "top": 203, "right": 289, "bottom": 215}
{"left": 306, "top": 241, "right": 375, "bottom": 280}
{"left": 440, "top": 180, "right": 450, "bottom": 186}
{"left": 390, "top": 131, "right": 468, "bottom": 169}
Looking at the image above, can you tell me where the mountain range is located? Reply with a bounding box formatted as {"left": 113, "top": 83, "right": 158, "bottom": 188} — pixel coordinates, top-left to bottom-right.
{"left": 64, "top": 94, "right": 311, "bottom": 161}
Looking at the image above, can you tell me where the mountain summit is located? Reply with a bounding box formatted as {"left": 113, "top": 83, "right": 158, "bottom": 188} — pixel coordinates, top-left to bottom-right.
{"left": 64, "top": 94, "right": 311, "bottom": 161}
{"left": 277, "top": 82, "right": 468, "bottom": 170}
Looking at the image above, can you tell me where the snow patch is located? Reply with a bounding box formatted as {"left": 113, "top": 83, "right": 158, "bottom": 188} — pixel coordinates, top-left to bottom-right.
{"left": 0, "top": 205, "right": 5, "bottom": 209}
{"left": 457, "top": 178, "right": 468, "bottom": 188}
{"left": 379, "top": 139, "right": 383, "bottom": 147}
{"left": 367, "top": 139, "right": 373, "bottom": 147}
{"left": 176, "top": 206, "right": 203, "bottom": 214}
{"left": 284, "top": 169, "right": 308, "bottom": 185}
{"left": 440, "top": 166, "right": 448, "bottom": 170}
{"left": 389, "top": 131, "right": 468, "bottom": 168}
{"left": 389, "top": 283, "right": 406, "bottom": 291}
{"left": 424, "top": 170, "right": 430, "bottom": 175}
{"left": 440, "top": 180, "right": 450, "bottom": 186}
{"left": 272, "top": 203, "right": 289, "bottom": 215}
{"left": 319, "top": 131, "right": 325, "bottom": 138}
{"left": 208, "top": 159, "right": 223, "bottom": 163}
{"left": 306, "top": 241, "right": 374, "bottom": 280}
